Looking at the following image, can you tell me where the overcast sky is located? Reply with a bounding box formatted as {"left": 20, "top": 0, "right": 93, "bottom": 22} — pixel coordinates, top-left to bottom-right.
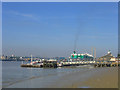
{"left": 2, "top": 2, "right": 118, "bottom": 58}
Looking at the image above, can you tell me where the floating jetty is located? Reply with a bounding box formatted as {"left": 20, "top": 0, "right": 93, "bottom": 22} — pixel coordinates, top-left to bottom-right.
{"left": 21, "top": 60, "right": 57, "bottom": 68}
{"left": 21, "top": 60, "right": 120, "bottom": 68}
{"left": 21, "top": 64, "right": 43, "bottom": 68}
{"left": 58, "top": 61, "right": 95, "bottom": 67}
{"left": 43, "top": 60, "right": 57, "bottom": 68}
{"left": 21, "top": 55, "right": 57, "bottom": 68}
{"left": 21, "top": 60, "right": 95, "bottom": 68}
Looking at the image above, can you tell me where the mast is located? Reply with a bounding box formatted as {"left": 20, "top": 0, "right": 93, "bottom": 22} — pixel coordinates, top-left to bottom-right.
{"left": 91, "top": 48, "right": 93, "bottom": 57}
{"left": 31, "top": 54, "right": 33, "bottom": 65}
{"left": 92, "top": 47, "right": 96, "bottom": 61}
{"left": 94, "top": 48, "right": 96, "bottom": 60}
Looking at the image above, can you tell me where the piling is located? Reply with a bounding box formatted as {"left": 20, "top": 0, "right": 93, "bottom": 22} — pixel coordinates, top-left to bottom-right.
{"left": 94, "top": 62, "right": 120, "bottom": 68}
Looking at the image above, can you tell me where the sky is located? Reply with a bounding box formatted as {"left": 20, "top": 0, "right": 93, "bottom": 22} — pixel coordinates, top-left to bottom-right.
{"left": 2, "top": 2, "right": 118, "bottom": 58}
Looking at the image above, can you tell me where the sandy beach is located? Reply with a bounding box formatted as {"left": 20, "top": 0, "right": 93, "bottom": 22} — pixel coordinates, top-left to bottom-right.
{"left": 6, "top": 67, "right": 118, "bottom": 88}
{"left": 71, "top": 67, "right": 118, "bottom": 88}
{"left": 82, "top": 67, "right": 118, "bottom": 88}
{"left": 50, "top": 67, "right": 118, "bottom": 88}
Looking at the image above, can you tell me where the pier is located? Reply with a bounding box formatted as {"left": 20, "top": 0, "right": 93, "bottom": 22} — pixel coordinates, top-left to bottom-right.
{"left": 21, "top": 64, "right": 43, "bottom": 68}
{"left": 21, "top": 60, "right": 57, "bottom": 68}
{"left": 43, "top": 60, "right": 57, "bottom": 68}
{"left": 20, "top": 51, "right": 120, "bottom": 68}
{"left": 94, "top": 62, "right": 120, "bottom": 67}
{"left": 21, "top": 60, "right": 120, "bottom": 68}
{"left": 59, "top": 61, "right": 95, "bottom": 67}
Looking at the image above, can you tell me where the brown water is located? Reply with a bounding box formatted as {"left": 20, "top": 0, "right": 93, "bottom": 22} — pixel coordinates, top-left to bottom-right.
{"left": 2, "top": 61, "right": 102, "bottom": 88}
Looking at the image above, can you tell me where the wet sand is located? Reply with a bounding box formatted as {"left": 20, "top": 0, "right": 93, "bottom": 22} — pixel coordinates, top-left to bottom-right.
{"left": 70, "top": 67, "right": 118, "bottom": 88}
{"left": 50, "top": 67, "right": 118, "bottom": 88}
{"left": 82, "top": 67, "right": 118, "bottom": 88}
{"left": 7, "top": 67, "right": 118, "bottom": 88}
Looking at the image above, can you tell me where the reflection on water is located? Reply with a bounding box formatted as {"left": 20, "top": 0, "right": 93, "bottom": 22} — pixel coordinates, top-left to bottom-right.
{"left": 2, "top": 61, "right": 94, "bottom": 88}
{"left": 78, "top": 86, "right": 90, "bottom": 88}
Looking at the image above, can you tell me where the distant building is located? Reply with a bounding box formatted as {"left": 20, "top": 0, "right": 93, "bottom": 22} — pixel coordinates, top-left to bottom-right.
{"left": 11, "top": 54, "right": 14, "bottom": 57}
{"left": 70, "top": 51, "right": 93, "bottom": 61}
{"left": 97, "top": 50, "right": 114, "bottom": 61}
{"left": 1, "top": 55, "right": 5, "bottom": 60}
{"left": 54, "top": 57, "right": 65, "bottom": 61}
{"left": 110, "top": 57, "right": 116, "bottom": 62}
{"left": 20, "top": 57, "right": 23, "bottom": 60}
{"left": 110, "top": 57, "right": 120, "bottom": 63}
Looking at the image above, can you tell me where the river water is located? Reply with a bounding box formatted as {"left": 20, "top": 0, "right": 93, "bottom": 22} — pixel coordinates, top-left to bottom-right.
{"left": 2, "top": 61, "right": 95, "bottom": 88}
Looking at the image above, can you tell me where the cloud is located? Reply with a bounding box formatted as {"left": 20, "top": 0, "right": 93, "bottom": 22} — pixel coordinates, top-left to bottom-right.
{"left": 7, "top": 11, "right": 38, "bottom": 20}
{"left": 79, "top": 33, "right": 118, "bottom": 39}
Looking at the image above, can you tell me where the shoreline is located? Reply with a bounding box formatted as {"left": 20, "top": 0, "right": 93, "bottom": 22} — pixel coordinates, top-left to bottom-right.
{"left": 6, "top": 67, "right": 118, "bottom": 88}
{"left": 49, "top": 67, "right": 118, "bottom": 88}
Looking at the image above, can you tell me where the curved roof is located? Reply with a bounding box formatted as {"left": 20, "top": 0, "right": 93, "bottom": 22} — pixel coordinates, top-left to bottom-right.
{"left": 98, "top": 52, "right": 114, "bottom": 61}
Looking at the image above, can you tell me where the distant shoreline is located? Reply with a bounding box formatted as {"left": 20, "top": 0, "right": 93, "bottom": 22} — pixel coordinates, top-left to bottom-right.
{"left": 0, "top": 60, "right": 24, "bottom": 61}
